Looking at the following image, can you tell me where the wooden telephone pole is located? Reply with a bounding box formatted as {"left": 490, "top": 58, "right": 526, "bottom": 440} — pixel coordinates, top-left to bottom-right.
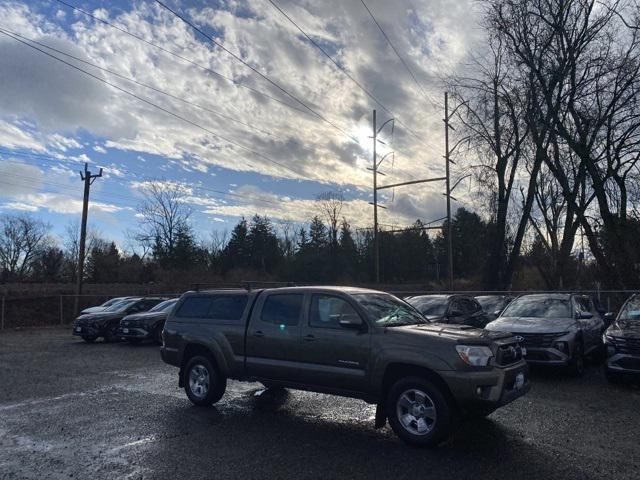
{"left": 74, "top": 163, "right": 103, "bottom": 316}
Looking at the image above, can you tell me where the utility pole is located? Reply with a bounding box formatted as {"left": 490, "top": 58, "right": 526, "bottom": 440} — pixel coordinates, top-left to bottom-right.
{"left": 372, "top": 109, "right": 379, "bottom": 283}
{"left": 444, "top": 92, "right": 453, "bottom": 290}
{"left": 74, "top": 163, "right": 103, "bottom": 316}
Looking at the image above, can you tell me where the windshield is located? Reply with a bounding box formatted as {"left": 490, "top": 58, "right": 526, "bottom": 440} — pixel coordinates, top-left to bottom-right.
{"left": 150, "top": 299, "right": 177, "bottom": 312}
{"left": 501, "top": 296, "right": 571, "bottom": 319}
{"left": 105, "top": 299, "right": 138, "bottom": 312}
{"left": 617, "top": 297, "right": 640, "bottom": 324}
{"left": 101, "top": 297, "right": 125, "bottom": 308}
{"left": 476, "top": 296, "right": 503, "bottom": 313}
{"left": 353, "top": 293, "right": 427, "bottom": 327}
{"left": 407, "top": 296, "right": 448, "bottom": 316}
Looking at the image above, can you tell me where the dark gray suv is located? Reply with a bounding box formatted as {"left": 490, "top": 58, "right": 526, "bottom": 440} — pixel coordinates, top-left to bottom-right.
{"left": 485, "top": 293, "right": 604, "bottom": 375}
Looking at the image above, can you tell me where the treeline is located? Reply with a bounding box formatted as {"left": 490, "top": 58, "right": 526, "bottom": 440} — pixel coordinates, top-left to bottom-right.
{"left": 0, "top": 206, "right": 603, "bottom": 289}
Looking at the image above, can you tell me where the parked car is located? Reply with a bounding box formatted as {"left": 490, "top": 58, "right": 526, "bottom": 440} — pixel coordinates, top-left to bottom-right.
{"left": 161, "top": 287, "right": 529, "bottom": 447}
{"left": 603, "top": 294, "right": 640, "bottom": 382}
{"left": 405, "top": 294, "right": 490, "bottom": 328}
{"left": 485, "top": 293, "right": 605, "bottom": 375}
{"left": 73, "top": 297, "right": 166, "bottom": 343}
{"left": 118, "top": 298, "right": 178, "bottom": 344}
{"left": 475, "top": 295, "right": 514, "bottom": 321}
{"left": 80, "top": 296, "right": 133, "bottom": 315}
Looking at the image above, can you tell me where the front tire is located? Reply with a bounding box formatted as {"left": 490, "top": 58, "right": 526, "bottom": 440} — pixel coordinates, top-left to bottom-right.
{"left": 568, "top": 341, "right": 585, "bottom": 376}
{"left": 386, "top": 377, "right": 452, "bottom": 447}
{"left": 184, "top": 356, "right": 227, "bottom": 406}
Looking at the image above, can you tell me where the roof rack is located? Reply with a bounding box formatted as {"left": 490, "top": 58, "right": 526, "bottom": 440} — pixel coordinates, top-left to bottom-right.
{"left": 190, "top": 281, "right": 297, "bottom": 292}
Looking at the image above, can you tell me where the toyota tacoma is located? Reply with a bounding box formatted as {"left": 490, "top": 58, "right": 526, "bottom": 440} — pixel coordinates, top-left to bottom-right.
{"left": 161, "top": 286, "right": 529, "bottom": 446}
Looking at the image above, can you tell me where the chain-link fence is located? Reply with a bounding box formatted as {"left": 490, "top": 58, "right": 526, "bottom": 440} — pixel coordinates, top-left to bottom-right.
{"left": 0, "top": 293, "right": 181, "bottom": 330}
{"left": 0, "top": 287, "right": 638, "bottom": 331}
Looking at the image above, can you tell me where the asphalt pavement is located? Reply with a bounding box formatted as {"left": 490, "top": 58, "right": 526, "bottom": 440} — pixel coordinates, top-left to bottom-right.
{"left": 1, "top": 327, "right": 639, "bottom": 480}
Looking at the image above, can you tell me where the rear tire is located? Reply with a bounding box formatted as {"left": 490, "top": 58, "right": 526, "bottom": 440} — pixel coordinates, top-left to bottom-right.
{"left": 386, "top": 376, "right": 452, "bottom": 447}
{"left": 81, "top": 336, "right": 97, "bottom": 343}
{"left": 184, "top": 355, "right": 226, "bottom": 406}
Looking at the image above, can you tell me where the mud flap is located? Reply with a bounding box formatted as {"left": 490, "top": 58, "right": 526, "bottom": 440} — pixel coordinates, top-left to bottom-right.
{"left": 374, "top": 402, "right": 387, "bottom": 429}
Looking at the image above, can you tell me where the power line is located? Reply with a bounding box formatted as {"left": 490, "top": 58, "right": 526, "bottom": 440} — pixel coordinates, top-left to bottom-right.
{"left": 52, "top": 0, "right": 310, "bottom": 117}
{"left": 0, "top": 28, "right": 280, "bottom": 140}
{"left": 358, "top": 0, "right": 439, "bottom": 108}
{"left": 0, "top": 29, "right": 307, "bottom": 181}
{"left": 154, "top": 0, "right": 360, "bottom": 144}
{"left": 265, "top": 0, "right": 435, "bottom": 152}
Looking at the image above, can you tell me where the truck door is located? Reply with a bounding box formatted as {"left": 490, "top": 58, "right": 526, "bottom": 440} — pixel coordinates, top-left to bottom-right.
{"left": 245, "top": 292, "right": 306, "bottom": 382}
{"left": 296, "top": 293, "right": 370, "bottom": 392}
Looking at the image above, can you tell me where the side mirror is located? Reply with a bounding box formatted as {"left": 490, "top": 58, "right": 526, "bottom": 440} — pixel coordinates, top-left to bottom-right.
{"left": 576, "top": 311, "right": 593, "bottom": 320}
{"left": 339, "top": 314, "right": 364, "bottom": 329}
{"left": 493, "top": 310, "right": 502, "bottom": 317}
{"left": 449, "top": 309, "right": 463, "bottom": 317}
{"left": 604, "top": 312, "right": 615, "bottom": 321}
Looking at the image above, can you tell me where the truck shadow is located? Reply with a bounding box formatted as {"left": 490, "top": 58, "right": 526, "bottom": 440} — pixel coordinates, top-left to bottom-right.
{"left": 148, "top": 388, "right": 602, "bottom": 480}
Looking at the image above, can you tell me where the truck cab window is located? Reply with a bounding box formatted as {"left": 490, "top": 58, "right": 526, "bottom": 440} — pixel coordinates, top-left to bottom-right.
{"left": 261, "top": 294, "right": 304, "bottom": 326}
{"left": 310, "top": 295, "right": 360, "bottom": 329}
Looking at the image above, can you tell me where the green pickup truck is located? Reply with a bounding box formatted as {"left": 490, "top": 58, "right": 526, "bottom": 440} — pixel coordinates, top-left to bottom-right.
{"left": 160, "top": 286, "right": 529, "bottom": 446}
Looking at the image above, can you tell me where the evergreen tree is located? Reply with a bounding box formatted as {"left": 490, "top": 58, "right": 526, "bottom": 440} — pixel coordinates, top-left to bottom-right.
{"left": 221, "top": 218, "right": 249, "bottom": 272}
{"left": 247, "top": 215, "right": 282, "bottom": 273}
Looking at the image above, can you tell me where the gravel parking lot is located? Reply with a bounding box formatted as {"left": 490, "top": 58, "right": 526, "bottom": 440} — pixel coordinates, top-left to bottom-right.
{"left": 1, "top": 327, "right": 639, "bottom": 480}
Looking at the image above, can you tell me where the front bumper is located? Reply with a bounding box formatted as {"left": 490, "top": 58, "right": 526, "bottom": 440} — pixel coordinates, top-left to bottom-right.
{"left": 606, "top": 353, "right": 640, "bottom": 374}
{"left": 522, "top": 347, "right": 571, "bottom": 366}
{"left": 439, "top": 360, "right": 530, "bottom": 412}
{"left": 72, "top": 323, "right": 103, "bottom": 337}
{"left": 118, "top": 325, "right": 152, "bottom": 340}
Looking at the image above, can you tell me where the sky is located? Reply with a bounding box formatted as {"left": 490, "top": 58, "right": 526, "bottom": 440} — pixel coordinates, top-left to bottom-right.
{"left": 0, "top": 0, "right": 483, "bottom": 249}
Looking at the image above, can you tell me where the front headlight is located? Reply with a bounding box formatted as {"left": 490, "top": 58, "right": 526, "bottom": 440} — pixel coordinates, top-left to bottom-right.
{"left": 602, "top": 333, "right": 613, "bottom": 344}
{"left": 456, "top": 345, "right": 493, "bottom": 366}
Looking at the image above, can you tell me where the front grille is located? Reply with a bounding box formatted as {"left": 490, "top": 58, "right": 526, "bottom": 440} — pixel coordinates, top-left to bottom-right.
{"left": 611, "top": 336, "right": 640, "bottom": 355}
{"left": 496, "top": 343, "right": 523, "bottom": 366}
{"left": 513, "top": 332, "right": 567, "bottom": 349}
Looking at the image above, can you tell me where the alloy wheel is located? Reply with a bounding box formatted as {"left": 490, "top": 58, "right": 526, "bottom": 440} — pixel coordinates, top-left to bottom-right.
{"left": 188, "top": 364, "right": 210, "bottom": 399}
{"left": 396, "top": 388, "right": 437, "bottom": 435}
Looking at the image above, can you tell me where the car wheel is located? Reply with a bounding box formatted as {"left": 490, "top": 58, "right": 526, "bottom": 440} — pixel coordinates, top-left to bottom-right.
{"left": 154, "top": 326, "right": 163, "bottom": 345}
{"left": 386, "top": 377, "right": 452, "bottom": 447}
{"left": 81, "top": 336, "right": 97, "bottom": 343}
{"left": 103, "top": 325, "right": 121, "bottom": 343}
{"left": 184, "top": 355, "right": 227, "bottom": 406}
{"left": 568, "top": 341, "right": 585, "bottom": 376}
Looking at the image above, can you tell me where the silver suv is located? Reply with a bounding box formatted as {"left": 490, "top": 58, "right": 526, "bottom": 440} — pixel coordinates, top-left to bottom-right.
{"left": 485, "top": 294, "right": 604, "bottom": 375}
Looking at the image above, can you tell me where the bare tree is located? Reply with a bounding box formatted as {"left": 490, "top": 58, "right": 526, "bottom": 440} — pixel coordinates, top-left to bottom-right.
{"left": 316, "top": 191, "right": 344, "bottom": 247}
{"left": 135, "top": 181, "right": 192, "bottom": 259}
{"left": 64, "top": 220, "right": 103, "bottom": 281}
{"left": 487, "top": 0, "right": 640, "bottom": 286}
{"left": 0, "top": 214, "right": 51, "bottom": 280}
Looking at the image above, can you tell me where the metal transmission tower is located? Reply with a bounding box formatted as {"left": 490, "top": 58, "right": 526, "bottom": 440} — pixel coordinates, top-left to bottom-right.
{"left": 370, "top": 109, "right": 446, "bottom": 284}
{"left": 74, "top": 163, "right": 103, "bottom": 316}
{"left": 443, "top": 92, "right": 471, "bottom": 290}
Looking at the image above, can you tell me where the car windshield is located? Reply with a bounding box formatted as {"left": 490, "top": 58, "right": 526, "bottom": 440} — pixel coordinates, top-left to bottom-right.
{"left": 353, "top": 293, "right": 427, "bottom": 327}
{"left": 105, "top": 299, "right": 138, "bottom": 312}
{"left": 406, "top": 297, "right": 448, "bottom": 316}
{"left": 501, "top": 296, "right": 571, "bottom": 319}
{"left": 617, "top": 297, "right": 640, "bottom": 324}
{"left": 150, "top": 299, "right": 177, "bottom": 312}
{"left": 101, "top": 297, "right": 124, "bottom": 308}
{"left": 476, "top": 296, "right": 503, "bottom": 313}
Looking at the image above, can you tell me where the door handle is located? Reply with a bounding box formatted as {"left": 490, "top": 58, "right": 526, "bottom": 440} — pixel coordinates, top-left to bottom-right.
{"left": 303, "top": 334, "right": 316, "bottom": 342}
{"left": 253, "top": 331, "right": 265, "bottom": 338}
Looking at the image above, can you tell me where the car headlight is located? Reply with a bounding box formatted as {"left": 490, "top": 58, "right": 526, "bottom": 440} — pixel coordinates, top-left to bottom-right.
{"left": 602, "top": 333, "right": 613, "bottom": 344}
{"left": 456, "top": 345, "right": 493, "bottom": 366}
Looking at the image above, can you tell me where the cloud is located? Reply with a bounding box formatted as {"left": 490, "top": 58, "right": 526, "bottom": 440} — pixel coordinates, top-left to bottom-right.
{"left": 0, "top": 159, "right": 44, "bottom": 196}
{"left": 0, "top": 0, "right": 481, "bottom": 229}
